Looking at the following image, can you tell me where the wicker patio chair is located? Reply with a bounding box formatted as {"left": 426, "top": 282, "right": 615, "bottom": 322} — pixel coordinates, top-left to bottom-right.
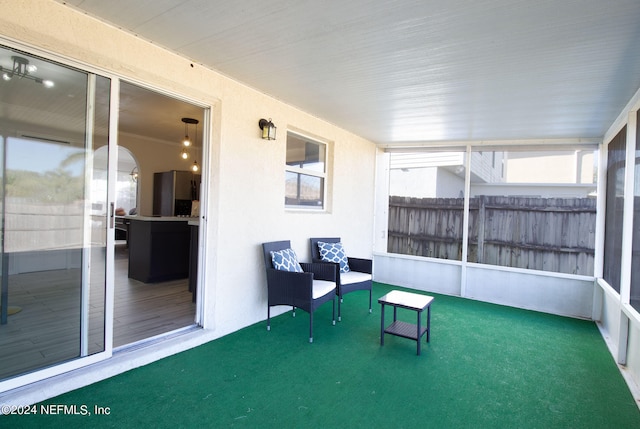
{"left": 262, "top": 240, "right": 337, "bottom": 343}
{"left": 309, "top": 237, "right": 373, "bottom": 321}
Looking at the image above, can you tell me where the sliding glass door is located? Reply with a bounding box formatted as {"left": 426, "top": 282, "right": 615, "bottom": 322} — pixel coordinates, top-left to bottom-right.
{"left": 0, "top": 46, "right": 111, "bottom": 381}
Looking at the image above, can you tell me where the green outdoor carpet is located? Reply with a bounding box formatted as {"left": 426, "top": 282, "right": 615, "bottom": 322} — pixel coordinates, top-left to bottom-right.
{"left": 3, "top": 282, "right": 639, "bottom": 428}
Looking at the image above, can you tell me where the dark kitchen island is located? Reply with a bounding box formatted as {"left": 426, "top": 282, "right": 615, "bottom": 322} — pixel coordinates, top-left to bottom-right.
{"left": 126, "top": 216, "right": 193, "bottom": 283}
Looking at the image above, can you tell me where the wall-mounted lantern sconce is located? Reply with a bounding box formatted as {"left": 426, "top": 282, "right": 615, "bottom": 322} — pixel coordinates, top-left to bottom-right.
{"left": 258, "top": 118, "right": 276, "bottom": 140}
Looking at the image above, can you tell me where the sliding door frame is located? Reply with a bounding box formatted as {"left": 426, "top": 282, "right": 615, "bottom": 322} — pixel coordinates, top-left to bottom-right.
{"left": 0, "top": 37, "right": 210, "bottom": 393}
{"left": 0, "top": 39, "right": 118, "bottom": 392}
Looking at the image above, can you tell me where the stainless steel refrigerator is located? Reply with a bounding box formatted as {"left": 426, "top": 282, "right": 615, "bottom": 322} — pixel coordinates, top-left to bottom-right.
{"left": 152, "top": 170, "right": 201, "bottom": 216}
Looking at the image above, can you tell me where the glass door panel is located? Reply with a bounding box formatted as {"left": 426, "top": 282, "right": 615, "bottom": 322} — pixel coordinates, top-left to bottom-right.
{"left": 0, "top": 46, "right": 110, "bottom": 380}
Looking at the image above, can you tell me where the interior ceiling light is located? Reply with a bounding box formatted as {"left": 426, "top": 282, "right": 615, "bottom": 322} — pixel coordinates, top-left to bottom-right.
{"left": 181, "top": 117, "right": 199, "bottom": 147}
{"left": 1, "top": 55, "right": 54, "bottom": 88}
{"left": 191, "top": 160, "right": 199, "bottom": 172}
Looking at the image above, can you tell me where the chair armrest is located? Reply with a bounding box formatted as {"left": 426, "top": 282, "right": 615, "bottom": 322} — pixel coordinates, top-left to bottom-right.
{"left": 266, "top": 268, "right": 313, "bottom": 301}
{"left": 347, "top": 257, "right": 372, "bottom": 274}
{"left": 299, "top": 262, "right": 337, "bottom": 282}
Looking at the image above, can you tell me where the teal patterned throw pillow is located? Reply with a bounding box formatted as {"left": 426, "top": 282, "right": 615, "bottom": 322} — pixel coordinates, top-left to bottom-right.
{"left": 317, "top": 241, "right": 350, "bottom": 273}
{"left": 270, "top": 248, "right": 304, "bottom": 272}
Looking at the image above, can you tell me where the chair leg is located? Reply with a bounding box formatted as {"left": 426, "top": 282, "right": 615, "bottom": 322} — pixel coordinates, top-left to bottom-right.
{"left": 292, "top": 306, "right": 296, "bottom": 317}
{"left": 267, "top": 305, "right": 271, "bottom": 331}
{"left": 332, "top": 297, "right": 336, "bottom": 325}
{"left": 337, "top": 294, "right": 341, "bottom": 322}
{"left": 309, "top": 312, "right": 313, "bottom": 343}
{"left": 369, "top": 289, "right": 372, "bottom": 313}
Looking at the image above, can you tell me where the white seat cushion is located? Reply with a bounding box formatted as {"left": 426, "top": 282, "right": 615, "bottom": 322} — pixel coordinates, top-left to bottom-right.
{"left": 340, "top": 271, "right": 372, "bottom": 285}
{"left": 312, "top": 280, "right": 335, "bottom": 299}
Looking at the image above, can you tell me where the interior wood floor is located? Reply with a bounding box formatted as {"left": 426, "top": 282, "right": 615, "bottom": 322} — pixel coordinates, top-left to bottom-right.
{"left": 0, "top": 243, "right": 196, "bottom": 381}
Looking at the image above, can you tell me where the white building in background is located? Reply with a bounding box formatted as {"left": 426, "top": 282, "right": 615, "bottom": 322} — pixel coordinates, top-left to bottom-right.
{"left": 389, "top": 149, "right": 596, "bottom": 198}
{"left": 389, "top": 152, "right": 467, "bottom": 198}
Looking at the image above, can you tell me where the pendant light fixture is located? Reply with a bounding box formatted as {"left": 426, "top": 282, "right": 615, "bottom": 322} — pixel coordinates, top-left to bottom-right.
{"left": 181, "top": 117, "right": 199, "bottom": 147}
{"left": 180, "top": 117, "right": 199, "bottom": 160}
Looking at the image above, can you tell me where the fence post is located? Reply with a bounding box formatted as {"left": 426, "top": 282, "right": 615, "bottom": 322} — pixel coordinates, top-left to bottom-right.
{"left": 477, "top": 196, "right": 485, "bottom": 263}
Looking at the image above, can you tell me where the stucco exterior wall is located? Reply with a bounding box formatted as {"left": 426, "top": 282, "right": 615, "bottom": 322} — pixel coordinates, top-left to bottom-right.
{"left": 0, "top": 0, "right": 376, "bottom": 343}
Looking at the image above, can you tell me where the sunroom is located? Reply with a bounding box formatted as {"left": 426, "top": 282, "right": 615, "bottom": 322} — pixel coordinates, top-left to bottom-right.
{"left": 0, "top": 0, "right": 640, "bottom": 417}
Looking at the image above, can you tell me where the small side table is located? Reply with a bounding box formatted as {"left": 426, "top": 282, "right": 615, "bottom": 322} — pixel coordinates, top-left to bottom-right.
{"left": 378, "top": 290, "right": 434, "bottom": 355}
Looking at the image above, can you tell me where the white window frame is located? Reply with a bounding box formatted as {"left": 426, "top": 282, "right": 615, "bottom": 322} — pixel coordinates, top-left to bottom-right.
{"left": 285, "top": 131, "right": 328, "bottom": 210}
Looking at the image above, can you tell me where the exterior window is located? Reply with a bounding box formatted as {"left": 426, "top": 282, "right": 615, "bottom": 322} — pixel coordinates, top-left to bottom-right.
{"left": 285, "top": 132, "right": 326, "bottom": 209}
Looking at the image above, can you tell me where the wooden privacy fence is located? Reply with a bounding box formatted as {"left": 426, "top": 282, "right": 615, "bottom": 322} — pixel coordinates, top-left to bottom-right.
{"left": 388, "top": 195, "right": 597, "bottom": 275}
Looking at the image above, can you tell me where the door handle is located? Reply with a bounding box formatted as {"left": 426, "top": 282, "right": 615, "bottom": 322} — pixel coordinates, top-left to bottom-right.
{"left": 109, "top": 202, "right": 115, "bottom": 228}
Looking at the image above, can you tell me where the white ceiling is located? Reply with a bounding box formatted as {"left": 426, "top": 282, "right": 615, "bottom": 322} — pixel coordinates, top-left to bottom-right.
{"left": 55, "top": 0, "right": 640, "bottom": 146}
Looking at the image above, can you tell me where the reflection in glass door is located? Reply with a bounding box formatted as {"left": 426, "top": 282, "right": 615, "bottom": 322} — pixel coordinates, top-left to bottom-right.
{"left": 0, "top": 46, "right": 110, "bottom": 381}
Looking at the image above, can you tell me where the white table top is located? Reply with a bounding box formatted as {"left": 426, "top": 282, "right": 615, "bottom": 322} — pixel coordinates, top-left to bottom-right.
{"left": 378, "top": 290, "right": 434, "bottom": 310}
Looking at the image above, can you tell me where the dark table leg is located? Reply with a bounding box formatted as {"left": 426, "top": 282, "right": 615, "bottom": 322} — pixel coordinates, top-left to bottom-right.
{"left": 427, "top": 304, "right": 431, "bottom": 342}
{"left": 380, "top": 302, "right": 385, "bottom": 346}
{"left": 417, "top": 310, "right": 422, "bottom": 355}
